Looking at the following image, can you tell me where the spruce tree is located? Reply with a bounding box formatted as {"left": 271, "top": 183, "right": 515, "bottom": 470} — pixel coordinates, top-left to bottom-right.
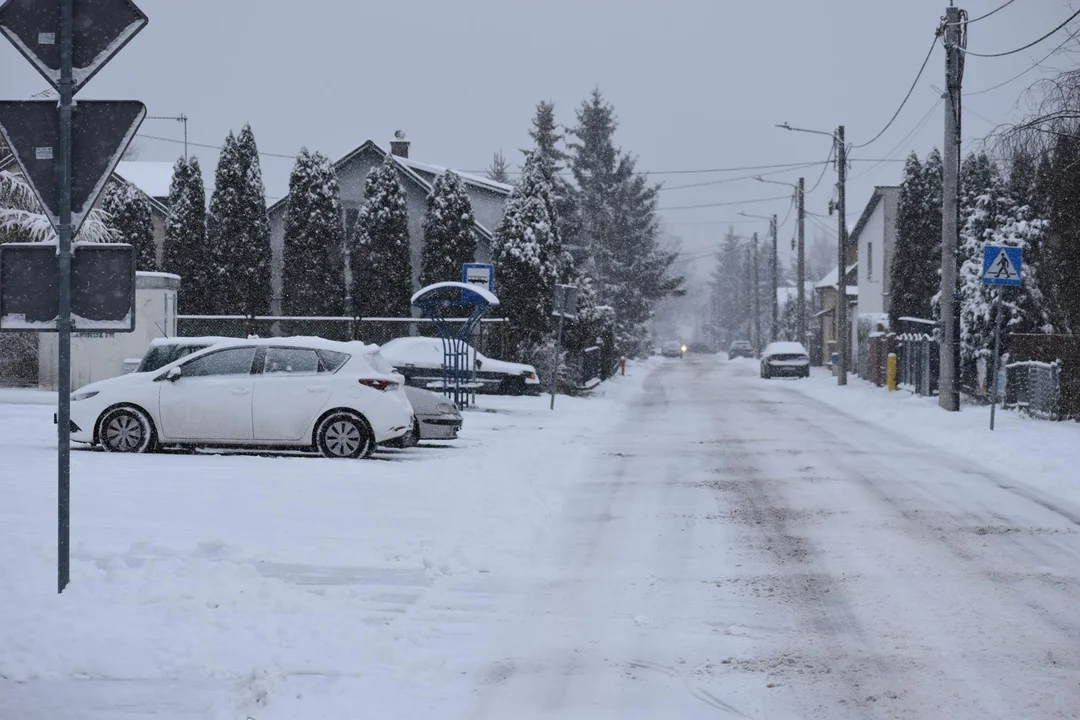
{"left": 351, "top": 153, "right": 412, "bottom": 319}
{"left": 957, "top": 155, "right": 1003, "bottom": 382}
{"left": 420, "top": 170, "right": 476, "bottom": 287}
{"left": 282, "top": 148, "right": 346, "bottom": 317}
{"left": 101, "top": 179, "right": 156, "bottom": 271}
{"left": 163, "top": 156, "right": 208, "bottom": 313}
{"left": 491, "top": 154, "right": 563, "bottom": 354}
{"left": 206, "top": 124, "right": 272, "bottom": 316}
{"left": 568, "top": 89, "right": 682, "bottom": 352}
{"left": 486, "top": 151, "right": 511, "bottom": 184}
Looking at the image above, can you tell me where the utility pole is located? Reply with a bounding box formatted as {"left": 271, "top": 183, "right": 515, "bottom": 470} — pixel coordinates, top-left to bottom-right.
{"left": 752, "top": 232, "right": 761, "bottom": 355}
{"left": 770, "top": 213, "right": 778, "bottom": 342}
{"left": 835, "top": 126, "right": 849, "bottom": 386}
{"left": 939, "top": 4, "right": 964, "bottom": 411}
{"left": 796, "top": 177, "right": 806, "bottom": 347}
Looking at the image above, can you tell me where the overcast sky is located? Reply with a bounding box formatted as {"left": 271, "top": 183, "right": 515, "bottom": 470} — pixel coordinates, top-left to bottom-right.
{"left": 0, "top": 0, "right": 1068, "bottom": 284}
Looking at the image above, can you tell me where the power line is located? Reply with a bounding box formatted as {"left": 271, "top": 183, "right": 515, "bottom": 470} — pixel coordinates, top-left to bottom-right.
{"left": 137, "top": 133, "right": 298, "bottom": 159}
{"left": 658, "top": 194, "right": 792, "bottom": 211}
{"left": 959, "top": 7, "right": 1080, "bottom": 57}
{"left": 659, "top": 161, "right": 824, "bottom": 192}
{"left": 851, "top": 98, "right": 943, "bottom": 180}
{"left": 806, "top": 144, "right": 835, "bottom": 194}
{"left": 952, "top": 0, "right": 1019, "bottom": 25}
{"left": 852, "top": 35, "right": 940, "bottom": 149}
{"left": 964, "top": 25, "right": 1080, "bottom": 96}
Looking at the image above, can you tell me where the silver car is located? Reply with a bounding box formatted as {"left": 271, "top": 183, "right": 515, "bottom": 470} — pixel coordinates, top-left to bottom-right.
{"left": 385, "top": 385, "right": 463, "bottom": 448}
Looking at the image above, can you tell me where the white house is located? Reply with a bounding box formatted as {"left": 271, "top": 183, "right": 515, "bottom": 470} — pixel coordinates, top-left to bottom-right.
{"left": 850, "top": 186, "right": 900, "bottom": 319}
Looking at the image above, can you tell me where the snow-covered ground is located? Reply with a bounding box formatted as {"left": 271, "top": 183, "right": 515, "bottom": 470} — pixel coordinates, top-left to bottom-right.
{"left": 2, "top": 355, "right": 1079, "bottom": 719}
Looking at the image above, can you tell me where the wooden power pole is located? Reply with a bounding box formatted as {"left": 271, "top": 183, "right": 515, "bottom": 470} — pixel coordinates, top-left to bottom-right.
{"left": 835, "top": 126, "right": 849, "bottom": 386}
{"left": 796, "top": 177, "right": 806, "bottom": 347}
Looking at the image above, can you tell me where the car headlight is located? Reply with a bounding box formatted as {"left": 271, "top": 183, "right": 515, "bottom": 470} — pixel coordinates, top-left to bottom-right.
{"left": 72, "top": 391, "right": 98, "bottom": 401}
{"left": 435, "top": 403, "right": 457, "bottom": 415}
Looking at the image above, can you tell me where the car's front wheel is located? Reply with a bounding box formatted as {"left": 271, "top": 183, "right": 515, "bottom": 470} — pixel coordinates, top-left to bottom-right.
{"left": 98, "top": 406, "right": 157, "bottom": 453}
{"left": 316, "top": 412, "right": 374, "bottom": 459}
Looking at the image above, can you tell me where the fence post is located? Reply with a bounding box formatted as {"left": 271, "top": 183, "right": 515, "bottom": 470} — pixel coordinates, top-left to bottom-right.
{"left": 887, "top": 353, "right": 897, "bottom": 392}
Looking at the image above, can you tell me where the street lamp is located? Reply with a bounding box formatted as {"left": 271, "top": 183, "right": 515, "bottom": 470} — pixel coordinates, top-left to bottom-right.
{"left": 777, "top": 121, "right": 849, "bottom": 386}
{"left": 755, "top": 176, "right": 806, "bottom": 347}
{"left": 738, "top": 210, "right": 779, "bottom": 343}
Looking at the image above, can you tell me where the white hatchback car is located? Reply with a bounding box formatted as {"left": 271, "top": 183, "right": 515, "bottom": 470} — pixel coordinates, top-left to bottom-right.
{"left": 66, "top": 337, "right": 413, "bottom": 458}
{"left": 760, "top": 341, "right": 811, "bottom": 379}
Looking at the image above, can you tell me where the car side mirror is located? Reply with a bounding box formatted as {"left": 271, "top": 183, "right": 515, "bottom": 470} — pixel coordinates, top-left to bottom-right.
{"left": 166, "top": 366, "right": 182, "bottom": 382}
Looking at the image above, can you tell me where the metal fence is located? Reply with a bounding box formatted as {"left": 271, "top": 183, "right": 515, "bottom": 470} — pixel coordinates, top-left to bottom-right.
{"left": 895, "top": 333, "right": 939, "bottom": 397}
{"left": 1005, "top": 360, "right": 1061, "bottom": 420}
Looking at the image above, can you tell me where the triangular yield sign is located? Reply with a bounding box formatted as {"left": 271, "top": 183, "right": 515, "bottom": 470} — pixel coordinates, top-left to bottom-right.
{"left": 0, "top": 99, "right": 146, "bottom": 235}
{"left": 0, "top": 0, "right": 148, "bottom": 93}
{"left": 987, "top": 247, "right": 1020, "bottom": 281}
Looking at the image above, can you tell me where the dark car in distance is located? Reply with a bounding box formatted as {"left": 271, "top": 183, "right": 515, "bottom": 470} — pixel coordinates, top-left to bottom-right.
{"left": 728, "top": 340, "right": 754, "bottom": 360}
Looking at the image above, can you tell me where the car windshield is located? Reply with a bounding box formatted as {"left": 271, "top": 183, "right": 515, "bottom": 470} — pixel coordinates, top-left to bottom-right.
{"left": 136, "top": 343, "right": 210, "bottom": 372}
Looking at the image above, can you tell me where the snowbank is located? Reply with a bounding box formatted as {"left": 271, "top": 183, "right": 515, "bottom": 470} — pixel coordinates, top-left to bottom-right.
{"left": 789, "top": 370, "right": 1080, "bottom": 511}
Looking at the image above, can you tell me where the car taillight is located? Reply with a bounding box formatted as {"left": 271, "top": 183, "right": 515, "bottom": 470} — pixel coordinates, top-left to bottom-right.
{"left": 359, "top": 378, "right": 399, "bottom": 392}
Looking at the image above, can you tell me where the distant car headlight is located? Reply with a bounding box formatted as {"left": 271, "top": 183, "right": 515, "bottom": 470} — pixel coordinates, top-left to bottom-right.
{"left": 72, "top": 391, "right": 98, "bottom": 401}
{"left": 681, "top": 345, "right": 687, "bottom": 353}
{"left": 435, "top": 403, "right": 457, "bottom": 415}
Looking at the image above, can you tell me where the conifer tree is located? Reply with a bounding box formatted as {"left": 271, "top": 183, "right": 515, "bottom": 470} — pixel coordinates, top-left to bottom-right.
{"left": 491, "top": 154, "right": 563, "bottom": 354}
{"left": 351, "top": 153, "right": 412, "bottom": 318}
{"left": 568, "top": 89, "right": 682, "bottom": 352}
{"left": 163, "top": 156, "right": 208, "bottom": 313}
{"left": 206, "top": 124, "right": 272, "bottom": 315}
{"left": 282, "top": 148, "right": 346, "bottom": 316}
{"left": 102, "top": 179, "right": 157, "bottom": 271}
{"left": 420, "top": 170, "right": 476, "bottom": 287}
{"left": 889, "top": 151, "right": 941, "bottom": 327}
{"left": 486, "top": 151, "right": 511, "bottom": 184}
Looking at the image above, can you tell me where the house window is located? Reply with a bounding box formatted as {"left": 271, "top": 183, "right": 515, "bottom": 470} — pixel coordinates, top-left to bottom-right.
{"left": 867, "top": 242, "right": 873, "bottom": 281}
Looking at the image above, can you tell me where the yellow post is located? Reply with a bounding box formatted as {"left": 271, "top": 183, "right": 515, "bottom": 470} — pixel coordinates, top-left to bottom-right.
{"left": 887, "top": 353, "right": 897, "bottom": 392}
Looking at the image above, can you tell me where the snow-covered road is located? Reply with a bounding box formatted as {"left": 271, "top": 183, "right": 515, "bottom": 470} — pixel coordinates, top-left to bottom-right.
{"left": 3, "top": 356, "right": 1079, "bottom": 718}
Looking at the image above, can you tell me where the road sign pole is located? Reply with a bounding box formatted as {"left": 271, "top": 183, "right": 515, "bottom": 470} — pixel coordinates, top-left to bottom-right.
{"left": 56, "top": 0, "right": 74, "bottom": 594}
{"left": 989, "top": 287, "right": 1004, "bottom": 431}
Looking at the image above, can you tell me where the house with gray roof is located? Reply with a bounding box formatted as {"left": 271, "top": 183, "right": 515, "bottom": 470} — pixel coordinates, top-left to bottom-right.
{"left": 266, "top": 135, "right": 512, "bottom": 316}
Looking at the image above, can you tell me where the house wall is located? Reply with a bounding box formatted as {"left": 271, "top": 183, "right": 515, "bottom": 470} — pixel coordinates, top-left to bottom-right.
{"left": 857, "top": 201, "right": 887, "bottom": 316}
{"left": 268, "top": 147, "right": 504, "bottom": 315}
{"left": 38, "top": 272, "right": 179, "bottom": 391}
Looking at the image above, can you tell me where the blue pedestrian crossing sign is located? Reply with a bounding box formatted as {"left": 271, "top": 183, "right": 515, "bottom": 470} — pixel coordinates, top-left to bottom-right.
{"left": 982, "top": 245, "right": 1022, "bottom": 287}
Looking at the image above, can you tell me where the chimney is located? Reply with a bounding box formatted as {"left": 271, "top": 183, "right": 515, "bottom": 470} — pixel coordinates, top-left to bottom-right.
{"left": 390, "top": 130, "right": 409, "bottom": 158}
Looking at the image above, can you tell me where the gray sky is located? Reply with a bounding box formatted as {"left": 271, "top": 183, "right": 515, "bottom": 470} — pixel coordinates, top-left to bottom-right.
{"left": 0, "top": 0, "right": 1067, "bottom": 284}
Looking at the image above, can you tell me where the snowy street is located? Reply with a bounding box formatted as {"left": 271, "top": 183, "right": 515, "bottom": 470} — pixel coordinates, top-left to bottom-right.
{"left": 3, "top": 356, "right": 1080, "bottom": 719}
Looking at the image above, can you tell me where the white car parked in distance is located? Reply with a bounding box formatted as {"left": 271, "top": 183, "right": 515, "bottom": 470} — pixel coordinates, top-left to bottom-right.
{"left": 65, "top": 337, "right": 414, "bottom": 458}
{"left": 760, "top": 341, "right": 811, "bottom": 379}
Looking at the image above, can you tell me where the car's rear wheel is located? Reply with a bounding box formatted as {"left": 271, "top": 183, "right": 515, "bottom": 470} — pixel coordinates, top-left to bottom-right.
{"left": 99, "top": 406, "right": 156, "bottom": 453}
{"left": 316, "top": 412, "right": 374, "bottom": 459}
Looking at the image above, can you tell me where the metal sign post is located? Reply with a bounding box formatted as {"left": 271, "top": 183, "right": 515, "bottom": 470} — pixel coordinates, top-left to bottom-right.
{"left": 550, "top": 284, "right": 578, "bottom": 410}
{"left": 982, "top": 245, "right": 1023, "bottom": 432}
{"left": 0, "top": 0, "right": 148, "bottom": 593}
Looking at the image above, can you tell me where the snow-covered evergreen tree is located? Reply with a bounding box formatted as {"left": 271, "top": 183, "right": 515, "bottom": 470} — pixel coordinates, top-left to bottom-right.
{"left": 709, "top": 227, "right": 750, "bottom": 342}
{"left": 206, "top": 125, "right": 272, "bottom": 315}
{"left": 958, "top": 155, "right": 1004, "bottom": 382}
{"left": 525, "top": 101, "right": 578, "bottom": 250}
{"left": 102, "top": 179, "right": 156, "bottom": 271}
{"left": 491, "top": 154, "right": 563, "bottom": 355}
{"left": 420, "top": 170, "right": 476, "bottom": 287}
{"left": 568, "top": 89, "right": 682, "bottom": 353}
{"left": 351, "top": 153, "right": 412, "bottom": 319}
{"left": 163, "top": 156, "right": 208, "bottom": 313}
{"left": 282, "top": 148, "right": 346, "bottom": 316}
{"left": 889, "top": 151, "right": 942, "bottom": 327}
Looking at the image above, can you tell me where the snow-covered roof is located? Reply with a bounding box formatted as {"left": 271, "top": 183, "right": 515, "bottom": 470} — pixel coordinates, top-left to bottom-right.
{"left": 815, "top": 262, "right": 859, "bottom": 289}
{"left": 394, "top": 157, "right": 512, "bottom": 195}
{"left": 115, "top": 161, "right": 174, "bottom": 199}
{"left": 411, "top": 281, "right": 500, "bottom": 307}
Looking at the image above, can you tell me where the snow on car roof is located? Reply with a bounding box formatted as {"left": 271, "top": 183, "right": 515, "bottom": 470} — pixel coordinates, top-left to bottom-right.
{"left": 763, "top": 341, "right": 808, "bottom": 355}
{"left": 151, "top": 336, "right": 381, "bottom": 354}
